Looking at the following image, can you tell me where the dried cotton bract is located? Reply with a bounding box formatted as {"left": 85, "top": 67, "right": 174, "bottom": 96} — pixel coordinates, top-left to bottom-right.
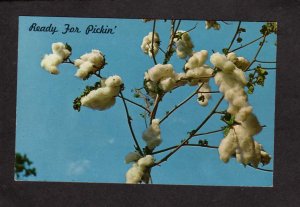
{"left": 41, "top": 42, "right": 71, "bottom": 74}
{"left": 74, "top": 49, "right": 105, "bottom": 79}
{"left": 142, "top": 119, "right": 162, "bottom": 150}
{"left": 141, "top": 32, "right": 160, "bottom": 57}
{"left": 126, "top": 155, "right": 155, "bottom": 184}
{"left": 80, "top": 75, "right": 123, "bottom": 110}
{"left": 174, "top": 31, "right": 194, "bottom": 59}
{"left": 205, "top": 21, "right": 220, "bottom": 30}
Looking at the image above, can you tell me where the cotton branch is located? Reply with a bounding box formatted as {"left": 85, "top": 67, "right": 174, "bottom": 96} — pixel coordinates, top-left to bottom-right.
{"left": 229, "top": 35, "right": 264, "bottom": 53}
{"left": 149, "top": 93, "right": 164, "bottom": 124}
{"left": 119, "top": 91, "right": 144, "bottom": 156}
{"left": 245, "top": 35, "right": 267, "bottom": 71}
{"left": 159, "top": 83, "right": 204, "bottom": 124}
{"left": 151, "top": 20, "right": 158, "bottom": 65}
{"left": 153, "top": 95, "right": 225, "bottom": 166}
{"left": 117, "top": 95, "right": 151, "bottom": 114}
{"left": 227, "top": 21, "right": 241, "bottom": 51}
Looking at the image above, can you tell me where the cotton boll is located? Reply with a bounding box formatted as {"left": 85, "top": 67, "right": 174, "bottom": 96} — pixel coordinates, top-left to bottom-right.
{"left": 88, "top": 50, "right": 105, "bottom": 68}
{"left": 251, "top": 141, "right": 262, "bottom": 167}
{"left": 142, "top": 119, "right": 162, "bottom": 149}
{"left": 235, "top": 57, "right": 250, "bottom": 70}
{"left": 74, "top": 61, "right": 94, "bottom": 79}
{"left": 233, "top": 68, "right": 247, "bottom": 86}
{"left": 227, "top": 103, "right": 240, "bottom": 114}
{"left": 51, "top": 42, "right": 71, "bottom": 59}
{"left": 141, "top": 32, "right": 160, "bottom": 57}
{"left": 197, "top": 82, "right": 211, "bottom": 106}
{"left": 242, "top": 113, "right": 262, "bottom": 136}
{"left": 185, "top": 50, "right": 208, "bottom": 70}
{"left": 74, "top": 50, "right": 105, "bottom": 79}
{"left": 227, "top": 52, "right": 237, "bottom": 62}
{"left": 236, "top": 134, "right": 256, "bottom": 165}
{"left": 214, "top": 71, "right": 224, "bottom": 86}
{"left": 159, "top": 77, "right": 176, "bottom": 92}
{"left": 126, "top": 163, "right": 143, "bottom": 184}
{"left": 174, "top": 31, "right": 194, "bottom": 59}
{"left": 147, "top": 138, "right": 163, "bottom": 150}
{"left": 218, "top": 129, "right": 238, "bottom": 163}
{"left": 210, "top": 52, "right": 227, "bottom": 69}
{"left": 260, "top": 151, "right": 271, "bottom": 165}
{"left": 125, "top": 152, "right": 142, "bottom": 164}
{"left": 235, "top": 106, "right": 253, "bottom": 122}
{"left": 223, "top": 61, "right": 236, "bottom": 73}
{"left": 232, "top": 96, "right": 248, "bottom": 108}
{"left": 105, "top": 75, "right": 123, "bottom": 87}
{"left": 137, "top": 155, "right": 155, "bottom": 169}
{"left": 80, "top": 88, "right": 116, "bottom": 110}
{"left": 147, "top": 64, "right": 174, "bottom": 82}
{"left": 41, "top": 54, "right": 63, "bottom": 74}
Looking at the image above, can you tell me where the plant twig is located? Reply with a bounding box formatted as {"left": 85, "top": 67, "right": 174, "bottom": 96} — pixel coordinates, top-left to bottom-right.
{"left": 150, "top": 94, "right": 163, "bottom": 124}
{"left": 151, "top": 20, "right": 158, "bottom": 65}
{"left": 151, "top": 143, "right": 218, "bottom": 155}
{"left": 245, "top": 36, "right": 267, "bottom": 71}
{"left": 193, "top": 128, "right": 224, "bottom": 137}
{"left": 119, "top": 91, "right": 144, "bottom": 156}
{"left": 117, "top": 95, "right": 151, "bottom": 114}
{"left": 229, "top": 35, "right": 264, "bottom": 53}
{"left": 159, "top": 83, "right": 204, "bottom": 124}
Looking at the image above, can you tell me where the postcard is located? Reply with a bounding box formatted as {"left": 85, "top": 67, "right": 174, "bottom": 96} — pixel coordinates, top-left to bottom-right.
{"left": 15, "top": 16, "right": 276, "bottom": 186}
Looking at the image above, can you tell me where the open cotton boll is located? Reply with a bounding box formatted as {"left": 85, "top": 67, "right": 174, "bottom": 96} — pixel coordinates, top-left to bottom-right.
{"left": 235, "top": 57, "right": 250, "bottom": 70}
{"left": 52, "top": 42, "right": 71, "bottom": 59}
{"left": 235, "top": 134, "right": 256, "bottom": 165}
{"left": 137, "top": 155, "right": 155, "bottom": 169}
{"left": 185, "top": 50, "right": 208, "bottom": 70}
{"left": 233, "top": 69, "right": 248, "bottom": 85}
{"left": 147, "top": 64, "right": 175, "bottom": 82}
{"left": 235, "top": 106, "right": 252, "bottom": 122}
{"left": 125, "top": 152, "right": 142, "bottom": 164}
{"left": 174, "top": 31, "right": 194, "bottom": 59}
{"left": 126, "top": 163, "right": 143, "bottom": 184}
{"left": 210, "top": 52, "right": 227, "bottom": 69}
{"left": 227, "top": 52, "right": 238, "bottom": 62}
{"left": 159, "top": 77, "right": 176, "bottom": 92}
{"left": 142, "top": 119, "right": 162, "bottom": 149}
{"left": 105, "top": 75, "right": 123, "bottom": 88}
{"left": 241, "top": 113, "right": 262, "bottom": 136}
{"left": 74, "top": 49, "right": 105, "bottom": 79}
{"left": 197, "top": 82, "right": 211, "bottom": 106}
{"left": 141, "top": 32, "right": 160, "bottom": 57}
{"left": 218, "top": 129, "right": 238, "bottom": 163}
{"left": 223, "top": 61, "right": 236, "bottom": 73}
{"left": 80, "top": 87, "right": 116, "bottom": 110}
{"left": 74, "top": 61, "right": 94, "bottom": 79}
{"left": 41, "top": 54, "right": 63, "bottom": 74}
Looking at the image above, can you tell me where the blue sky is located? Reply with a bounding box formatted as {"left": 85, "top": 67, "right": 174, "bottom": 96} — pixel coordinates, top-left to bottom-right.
{"left": 15, "top": 16, "right": 276, "bottom": 186}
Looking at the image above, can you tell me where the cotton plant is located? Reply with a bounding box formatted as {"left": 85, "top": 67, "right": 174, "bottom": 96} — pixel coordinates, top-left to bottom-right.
{"left": 41, "top": 20, "right": 277, "bottom": 184}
